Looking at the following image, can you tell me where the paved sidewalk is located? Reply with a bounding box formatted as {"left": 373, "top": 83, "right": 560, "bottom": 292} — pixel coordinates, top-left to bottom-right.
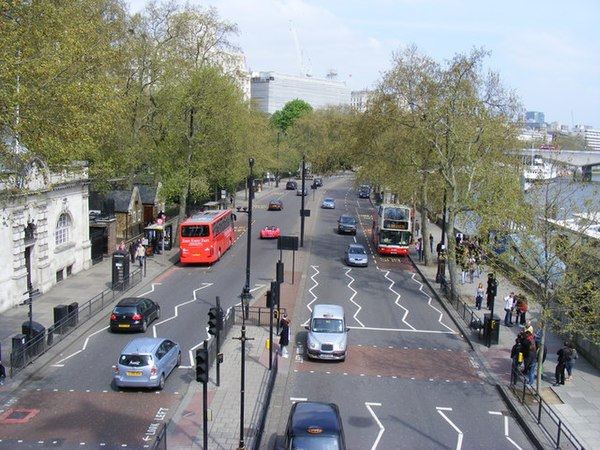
{"left": 412, "top": 218, "right": 600, "bottom": 449}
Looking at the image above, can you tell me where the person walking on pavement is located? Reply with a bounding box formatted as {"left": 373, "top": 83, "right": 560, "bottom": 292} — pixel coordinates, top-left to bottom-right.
{"left": 135, "top": 240, "right": 145, "bottom": 267}
{"left": 279, "top": 314, "right": 290, "bottom": 358}
{"left": 429, "top": 233, "right": 434, "bottom": 253}
{"left": 566, "top": 342, "right": 578, "bottom": 381}
{"left": 475, "top": 282, "right": 485, "bottom": 310}
{"left": 503, "top": 292, "right": 515, "bottom": 326}
{"left": 554, "top": 342, "right": 572, "bottom": 386}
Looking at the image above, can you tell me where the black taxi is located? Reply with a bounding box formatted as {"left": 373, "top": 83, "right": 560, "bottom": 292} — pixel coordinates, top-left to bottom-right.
{"left": 281, "top": 401, "right": 346, "bottom": 450}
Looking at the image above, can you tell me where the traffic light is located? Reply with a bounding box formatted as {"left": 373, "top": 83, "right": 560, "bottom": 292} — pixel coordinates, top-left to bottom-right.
{"left": 266, "top": 289, "right": 273, "bottom": 308}
{"left": 208, "top": 307, "right": 219, "bottom": 336}
{"left": 195, "top": 348, "right": 209, "bottom": 383}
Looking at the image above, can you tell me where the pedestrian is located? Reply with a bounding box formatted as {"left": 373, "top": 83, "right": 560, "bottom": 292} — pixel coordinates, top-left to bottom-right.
{"left": 417, "top": 237, "right": 424, "bottom": 261}
{"left": 503, "top": 292, "right": 515, "bottom": 326}
{"left": 519, "top": 297, "right": 528, "bottom": 325}
{"left": 117, "top": 240, "right": 126, "bottom": 252}
{"left": 128, "top": 241, "right": 136, "bottom": 263}
{"left": 468, "top": 255, "right": 476, "bottom": 283}
{"left": 524, "top": 320, "right": 534, "bottom": 335}
{"left": 460, "top": 254, "right": 468, "bottom": 285}
{"left": 415, "top": 220, "right": 420, "bottom": 237}
{"left": 0, "top": 359, "right": 6, "bottom": 385}
{"left": 554, "top": 342, "right": 572, "bottom": 386}
{"left": 524, "top": 334, "right": 538, "bottom": 386}
{"left": 279, "top": 314, "right": 290, "bottom": 358}
{"left": 510, "top": 336, "right": 524, "bottom": 384}
{"left": 135, "top": 240, "right": 145, "bottom": 267}
{"left": 429, "top": 233, "right": 434, "bottom": 253}
{"left": 475, "top": 282, "right": 485, "bottom": 310}
{"left": 566, "top": 342, "right": 578, "bottom": 381}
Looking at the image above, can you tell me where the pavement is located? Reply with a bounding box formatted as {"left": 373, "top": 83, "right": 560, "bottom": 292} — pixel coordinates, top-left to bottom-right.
{"left": 1, "top": 181, "right": 599, "bottom": 450}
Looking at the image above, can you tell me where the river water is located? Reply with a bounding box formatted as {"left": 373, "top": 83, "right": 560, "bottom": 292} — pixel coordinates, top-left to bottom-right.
{"left": 525, "top": 174, "right": 600, "bottom": 220}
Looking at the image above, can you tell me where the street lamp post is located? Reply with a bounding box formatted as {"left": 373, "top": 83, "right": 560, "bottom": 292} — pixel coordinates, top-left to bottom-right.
{"left": 235, "top": 157, "right": 254, "bottom": 450}
{"left": 241, "top": 158, "right": 254, "bottom": 320}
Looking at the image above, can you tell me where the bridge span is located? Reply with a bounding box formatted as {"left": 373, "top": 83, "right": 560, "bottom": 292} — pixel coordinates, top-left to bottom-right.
{"left": 516, "top": 149, "right": 600, "bottom": 181}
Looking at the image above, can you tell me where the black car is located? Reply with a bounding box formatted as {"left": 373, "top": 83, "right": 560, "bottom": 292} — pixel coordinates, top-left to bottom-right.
{"left": 110, "top": 297, "right": 161, "bottom": 332}
{"left": 313, "top": 177, "right": 323, "bottom": 187}
{"left": 281, "top": 401, "right": 346, "bottom": 450}
{"left": 286, "top": 180, "right": 298, "bottom": 190}
{"left": 337, "top": 214, "right": 357, "bottom": 235}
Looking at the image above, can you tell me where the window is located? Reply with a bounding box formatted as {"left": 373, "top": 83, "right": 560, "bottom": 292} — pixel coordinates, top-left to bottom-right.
{"left": 55, "top": 213, "right": 72, "bottom": 245}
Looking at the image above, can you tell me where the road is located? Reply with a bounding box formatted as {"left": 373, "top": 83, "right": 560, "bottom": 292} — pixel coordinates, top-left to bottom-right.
{"left": 268, "top": 176, "right": 534, "bottom": 450}
{"left": 0, "top": 175, "right": 534, "bottom": 449}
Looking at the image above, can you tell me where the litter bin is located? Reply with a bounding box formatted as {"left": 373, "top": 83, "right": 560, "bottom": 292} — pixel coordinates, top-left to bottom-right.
{"left": 68, "top": 302, "right": 79, "bottom": 327}
{"left": 483, "top": 314, "right": 500, "bottom": 345}
{"left": 22, "top": 321, "right": 46, "bottom": 357}
{"left": 11, "top": 334, "right": 27, "bottom": 369}
{"left": 54, "top": 304, "right": 69, "bottom": 334}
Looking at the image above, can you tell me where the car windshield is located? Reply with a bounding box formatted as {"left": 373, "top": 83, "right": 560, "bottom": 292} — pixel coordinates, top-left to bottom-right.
{"left": 119, "top": 354, "right": 151, "bottom": 367}
{"left": 324, "top": 198, "right": 334, "bottom": 202}
{"left": 349, "top": 246, "right": 366, "bottom": 255}
{"left": 340, "top": 216, "right": 355, "bottom": 224}
{"left": 113, "top": 306, "right": 137, "bottom": 315}
{"left": 291, "top": 436, "right": 341, "bottom": 450}
{"left": 312, "top": 318, "right": 344, "bottom": 333}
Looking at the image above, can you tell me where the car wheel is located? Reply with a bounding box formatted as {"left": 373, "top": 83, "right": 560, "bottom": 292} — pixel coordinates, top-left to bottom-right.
{"left": 176, "top": 351, "right": 182, "bottom": 367}
{"left": 158, "top": 374, "right": 165, "bottom": 391}
{"left": 141, "top": 319, "right": 147, "bottom": 333}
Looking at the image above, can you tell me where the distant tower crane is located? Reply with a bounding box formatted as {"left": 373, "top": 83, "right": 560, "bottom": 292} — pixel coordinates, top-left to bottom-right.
{"left": 289, "top": 20, "right": 311, "bottom": 77}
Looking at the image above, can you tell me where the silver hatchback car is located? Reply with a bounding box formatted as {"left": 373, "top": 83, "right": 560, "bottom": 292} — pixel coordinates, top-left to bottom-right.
{"left": 113, "top": 337, "right": 181, "bottom": 390}
{"left": 345, "top": 243, "right": 368, "bottom": 267}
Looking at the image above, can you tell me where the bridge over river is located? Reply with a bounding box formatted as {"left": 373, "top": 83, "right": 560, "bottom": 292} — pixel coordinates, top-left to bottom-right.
{"left": 517, "top": 149, "right": 600, "bottom": 180}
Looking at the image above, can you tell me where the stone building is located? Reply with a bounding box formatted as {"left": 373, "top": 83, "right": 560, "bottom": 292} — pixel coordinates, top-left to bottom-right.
{"left": 0, "top": 158, "right": 91, "bottom": 313}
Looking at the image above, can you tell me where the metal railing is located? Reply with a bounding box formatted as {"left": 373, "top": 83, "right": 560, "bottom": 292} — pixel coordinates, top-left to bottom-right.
{"left": 509, "top": 366, "right": 585, "bottom": 450}
{"left": 9, "top": 268, "right": 144, "bottom": 377}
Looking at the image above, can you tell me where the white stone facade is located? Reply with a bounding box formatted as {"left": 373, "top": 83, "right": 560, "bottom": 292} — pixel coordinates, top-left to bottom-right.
{"left": 0, "top": 160, "right": 91, "bottom": 313}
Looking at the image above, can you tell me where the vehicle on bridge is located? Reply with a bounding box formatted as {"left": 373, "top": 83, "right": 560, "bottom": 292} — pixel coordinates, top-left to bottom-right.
{"left": 179, "top": 209, "right": 235, "bottom": 264}
{"left": 372, "top": 203, "right": 412, "bottom": 256}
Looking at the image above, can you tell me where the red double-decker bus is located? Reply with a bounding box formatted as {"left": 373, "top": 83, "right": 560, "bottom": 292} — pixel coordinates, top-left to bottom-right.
{"left": 179, "top": 209, "right": 235, "bottom": 264}
{"left": 372, "top": 204, "right": 412, "bottom": 255}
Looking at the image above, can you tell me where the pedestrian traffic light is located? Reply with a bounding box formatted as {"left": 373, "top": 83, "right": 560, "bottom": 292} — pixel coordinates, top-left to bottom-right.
{"left": 266, "top": 289, "right": 273, "bottom": 308}
{"left": 195, "top": 348, "right": 209, "bottom": 383}
{"left": 208, "top": 307, "right": 219, "bottom": 336}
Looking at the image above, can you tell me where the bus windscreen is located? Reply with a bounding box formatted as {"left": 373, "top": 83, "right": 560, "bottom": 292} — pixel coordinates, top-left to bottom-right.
{"left": 181, "top": 225, "right": 209, "bottom": 237}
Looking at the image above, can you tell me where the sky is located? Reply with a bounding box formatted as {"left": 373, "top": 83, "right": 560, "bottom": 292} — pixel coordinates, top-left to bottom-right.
{"left": 126, "top": 0, "right": 600, "bottom": 128}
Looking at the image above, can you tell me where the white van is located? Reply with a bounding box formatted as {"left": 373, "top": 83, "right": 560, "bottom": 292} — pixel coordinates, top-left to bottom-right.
{"left": 306, "top": 304, "right": 348, "bottom": 361}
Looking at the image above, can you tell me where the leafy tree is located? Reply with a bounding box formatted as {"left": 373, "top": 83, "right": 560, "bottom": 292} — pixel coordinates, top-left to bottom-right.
{"left": 1, "top": 0, "right": 129, "bottom": 178}
{"left": 270, "top": 99, "right": 313, "bottom": 134}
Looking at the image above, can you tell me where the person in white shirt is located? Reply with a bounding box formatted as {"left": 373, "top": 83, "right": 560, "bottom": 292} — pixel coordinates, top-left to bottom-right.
{"left": 503, "top": 292, "right": 515, "bottom": 326}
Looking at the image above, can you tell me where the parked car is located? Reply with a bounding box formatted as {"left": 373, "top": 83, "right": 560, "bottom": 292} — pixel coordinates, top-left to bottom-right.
{"left": 268, "top": 199, "right": 284, "bottom": 211}
{"left": 344, "top": 243, "right": 368, "bottom": 267}
{"left": 286, "top": 180, "right": 298, "bottom": 190}
{"left": 280, "top": 401, "right": 346, "bottom": 450}
{"left": 260, "top": 226, "right": 281, "bottom": 239}
{"left": 306, "top": 304, "right": 348, "bottom": 361}
{"left": 337, "top": 215, "right": 357, "bottom": 235}
{"left": 296, "top": 187, "right": 308, "bottom": 196}
{"left": 110, "top": 297, "right": 161, "bottom": 333}
{"left": 113, "top": 337, "right": 181, "bottom": 390}
{"left": 321, "top": 197, "right": 336, "bottom": 209}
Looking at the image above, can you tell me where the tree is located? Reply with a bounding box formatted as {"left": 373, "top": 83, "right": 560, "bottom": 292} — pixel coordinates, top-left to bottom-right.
{"left": 270, "top": 99, "right": 313, "bottom": 134}
{"left": 0, "top": 0, "right": 129, "bottom": 177}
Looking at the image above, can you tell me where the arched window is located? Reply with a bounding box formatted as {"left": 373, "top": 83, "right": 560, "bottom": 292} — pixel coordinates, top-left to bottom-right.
{"left": 55, "top": 213, "right": 72, "bottom": 245}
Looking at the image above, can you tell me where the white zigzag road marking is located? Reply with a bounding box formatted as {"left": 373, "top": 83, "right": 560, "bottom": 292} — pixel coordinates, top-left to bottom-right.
{"left": 302, "top": 265, "right": 320, "bottom": 327}
{"left": 383, "top": 270, "right": 415, "bottom": 330}
{"left": 365, "top": 402, "right": 384, "bottom": 450}
{"left": 345, "top": 268, "right": 365, "bottom": 327}
{"left": 436, "top": 407, "right": 463, "bottom": 450}
{"left": 410, "top": 272, "right": 456, "bottom": 333}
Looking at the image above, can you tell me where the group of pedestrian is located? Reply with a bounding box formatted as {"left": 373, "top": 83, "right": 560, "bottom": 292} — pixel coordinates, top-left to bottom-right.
{"left": 510, "top": 328, "right": 539, "bottom": 385}
{"left": 502, "top": 292, "right": 528, "bottom": 327}
{"left": 127, "top": 239, "right": 146, "bottom": 268}
{"left": 554, "top": 341, "right": 578, "bottom": 386}
{"left": 455, "top": 235, "right": 484, "bottom": 285}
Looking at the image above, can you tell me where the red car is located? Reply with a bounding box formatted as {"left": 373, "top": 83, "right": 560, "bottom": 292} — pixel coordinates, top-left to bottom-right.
{"left": 268, "top": 200, "right": 284, "bottom": 211}
{"left": 260, "top": 226, "right": 281, "bottom": 239}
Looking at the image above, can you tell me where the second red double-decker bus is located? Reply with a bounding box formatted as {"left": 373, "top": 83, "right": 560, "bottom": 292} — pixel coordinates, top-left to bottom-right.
{"left": 179, "top": 209, "right": 235, "bottom": 264}
{"left": 372, "top": 203, "right": 413, "bottom": 255}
